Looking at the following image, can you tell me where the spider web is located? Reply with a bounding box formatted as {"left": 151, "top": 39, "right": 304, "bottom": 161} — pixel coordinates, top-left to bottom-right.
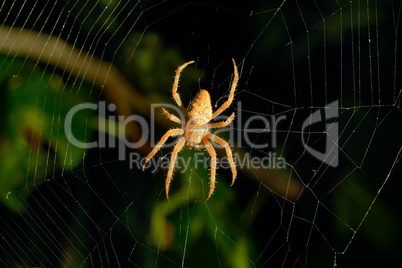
{"left": 0, "top": 0, "right": 401, "bottom": 267}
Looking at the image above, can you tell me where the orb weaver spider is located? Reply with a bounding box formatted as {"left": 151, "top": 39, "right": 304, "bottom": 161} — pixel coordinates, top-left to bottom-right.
{"left": 142, "top": 59, "right": 238, "bottom": 200}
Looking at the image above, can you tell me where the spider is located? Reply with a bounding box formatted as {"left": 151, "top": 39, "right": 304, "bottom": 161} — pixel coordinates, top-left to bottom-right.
{"left": 142, "top": 59, "right": 238, "bottom": 201}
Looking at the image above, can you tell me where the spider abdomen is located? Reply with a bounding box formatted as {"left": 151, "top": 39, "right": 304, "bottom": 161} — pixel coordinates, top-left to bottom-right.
{"left": 188, "top": 89, "right": 212, "bottom": 119}
{"left": 183, "top": 90, "right": 212, "bottom": 148}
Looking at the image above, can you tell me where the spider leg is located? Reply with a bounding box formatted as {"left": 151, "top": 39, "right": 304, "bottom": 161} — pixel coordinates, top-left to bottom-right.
{"left": 172, "top": 60, "right": 194, "bottom": 119}
{"left": 209, "top": 134, "right": 237, "bottom": 186}
{"left": 209, "top": 112, "right": 235, "bottom": 129}
{"left": 142, "top": 128, "right": 184, "bottom": 171}
{"left": 165, "top": 136, "right": 186, "bottom": 199}
{"left": 161, "top": 107, "right": 184, "bottom": 125}
{"left": 203, "top": 137, "right": 217, "bottom": 201}
{"left": 211, "top": 58, "right": 239, "bottom": 120}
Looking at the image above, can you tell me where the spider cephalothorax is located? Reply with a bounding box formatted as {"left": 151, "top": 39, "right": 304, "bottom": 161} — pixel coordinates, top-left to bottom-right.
{"left": 142, "top": 59, "right": 238, "bottom": 200}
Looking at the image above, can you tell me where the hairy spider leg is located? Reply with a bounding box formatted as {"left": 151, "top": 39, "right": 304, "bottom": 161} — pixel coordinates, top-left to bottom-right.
{"left": 165, "top": 136, "right": 186, "bottom": 199}
{"left": 142, "top": 128, "right": 184, "bottom": 171}
{"left": 208, "top": 112, "right": 235, "bottom": 129}
{"left": 209, "top": 134, "right": 237, "bottom": 186}
{"left": 172, "top": 60, "right": 195, "bottom": 119}
{"left": 211, "top": 58, "right": 239, "bottom": 119}
{"left": 203, "top": 137, "right": 217, "bottom": 201}
{"left": 160, "top": 107, "right": 183, "bottom": 125}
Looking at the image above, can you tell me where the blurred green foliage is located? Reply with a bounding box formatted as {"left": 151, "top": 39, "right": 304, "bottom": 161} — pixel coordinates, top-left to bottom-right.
{"left": 0, "top": 56, "right": 95, "bottom": 212}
